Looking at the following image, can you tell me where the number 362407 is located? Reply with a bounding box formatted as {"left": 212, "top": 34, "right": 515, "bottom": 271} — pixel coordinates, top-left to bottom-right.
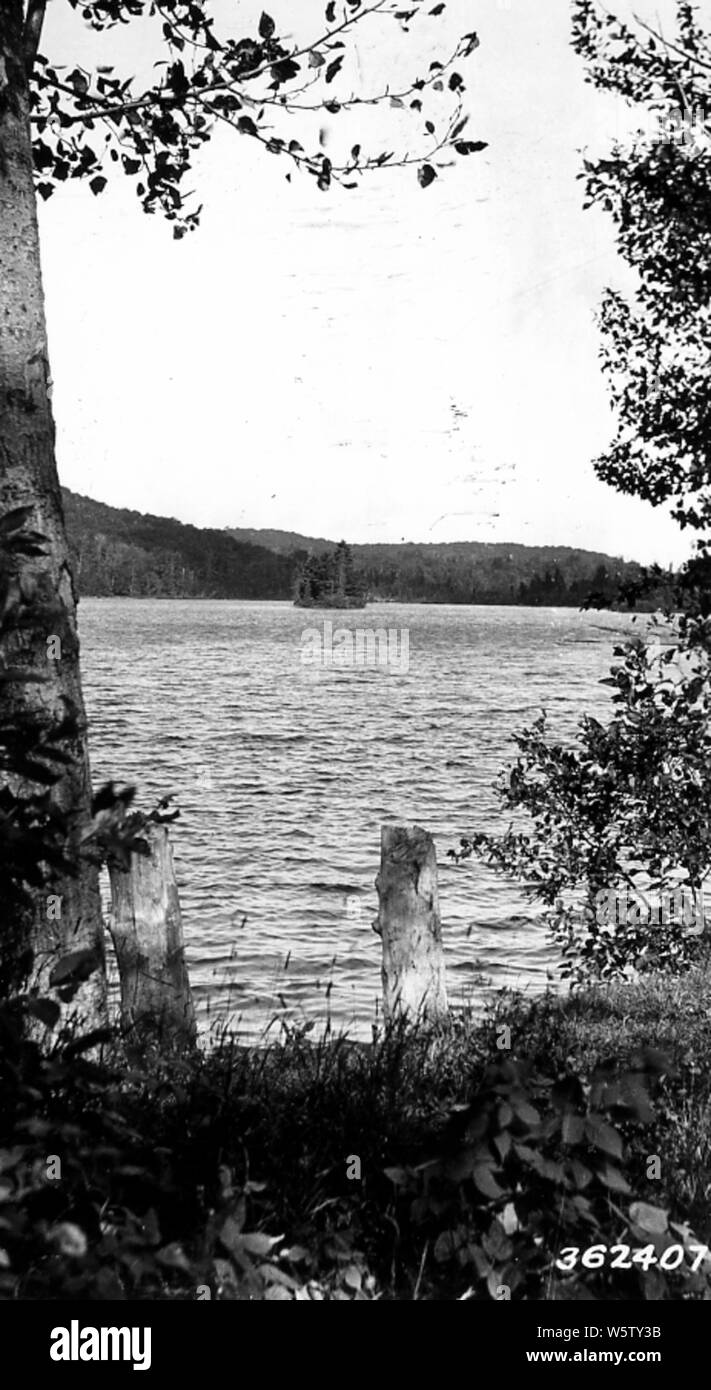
{"left": 555, "top": 1243, "right": 710, "bottom": 1272}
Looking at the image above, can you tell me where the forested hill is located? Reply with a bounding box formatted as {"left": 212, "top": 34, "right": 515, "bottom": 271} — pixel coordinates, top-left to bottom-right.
{"left": 62, "top": 489, "right": 643, "bottom": 604}
{"left": 62, "top": 489, "right": 294, "bottom": 599}
{"left": 322, "top": 540, "right": 640, "bottom": 606}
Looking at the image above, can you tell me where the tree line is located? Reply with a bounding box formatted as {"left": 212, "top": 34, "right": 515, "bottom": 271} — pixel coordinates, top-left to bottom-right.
{"left": 63, "top": 488, "right": 646, "bottom": 606}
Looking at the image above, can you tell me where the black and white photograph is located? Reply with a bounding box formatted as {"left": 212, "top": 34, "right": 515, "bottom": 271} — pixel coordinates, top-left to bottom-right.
{"left": 1, "top": 0, "right": 710, "bottom": 1353}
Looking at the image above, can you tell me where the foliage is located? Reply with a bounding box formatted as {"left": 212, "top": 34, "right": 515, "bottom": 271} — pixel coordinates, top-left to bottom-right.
{"left": 294, "top": 539, "right": 366, "bottom": 607}
{"left": 63, "top": 486, "right": 644, "bottom": 603}
{"left": 0, "top": 578, "right": 175, "bottom": 999}
{"left": 453, "top": 608, "right": 711, "bottom": 983}
{"left": 384, "top": 1049, "right": 711, "bottom": 1301}
{"left": 4, "top": 974, "right": 711, "bottom": 1299}
{"left": 62, "top": 487, "right": 297, "bottom": 598}
{"left": 27, "top": 0, "right": 486, "bottom": 234}
{"left": 572, "top": 0, "right": 711, "bottom": 533}
{"left": 0, "top": 1000, "right": 348, "bottom": 1301}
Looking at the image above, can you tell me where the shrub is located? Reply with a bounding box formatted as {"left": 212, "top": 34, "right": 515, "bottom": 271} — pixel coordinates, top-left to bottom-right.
{"left": 454, "top": 613, "right": 711, "bottom": 984}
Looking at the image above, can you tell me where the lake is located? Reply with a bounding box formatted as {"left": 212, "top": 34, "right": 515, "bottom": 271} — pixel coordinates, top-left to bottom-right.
{"left": 78, "top": 600, "right": 636, "bottom": 1040}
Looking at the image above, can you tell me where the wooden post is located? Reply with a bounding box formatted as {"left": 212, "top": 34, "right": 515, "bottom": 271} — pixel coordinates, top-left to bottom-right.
{"left": 373, "top": 824, "right": 448, "bottom": 1022}
{"left": 107, "top": 823, "right": 196, "bottom": 1048}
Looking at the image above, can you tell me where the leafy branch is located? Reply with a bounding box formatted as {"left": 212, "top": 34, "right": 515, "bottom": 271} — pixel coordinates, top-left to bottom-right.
{"left": 28, "top": 1, "right": 486, "bottom": 233}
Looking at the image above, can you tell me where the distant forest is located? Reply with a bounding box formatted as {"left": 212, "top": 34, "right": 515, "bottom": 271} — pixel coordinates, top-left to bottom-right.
{"left": 63, "top": 489, "right": 648, "bottom": 606}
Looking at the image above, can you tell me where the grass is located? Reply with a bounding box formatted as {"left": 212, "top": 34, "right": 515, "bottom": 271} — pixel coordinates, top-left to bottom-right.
{"left": 103, "top": 958, "right": 711, "bottom": 1296}
{"left": 7, "top": 960, "right": 711, "bottom": 1299}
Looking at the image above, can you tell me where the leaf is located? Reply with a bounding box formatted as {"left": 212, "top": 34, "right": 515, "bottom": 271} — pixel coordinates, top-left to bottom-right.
{"left": 241, "top": 1232, "right": 282, "bottom": 1256}
{"left": 156, "top": 1243, "right": 191, "bottom": 1272}
{"left": 598, "top": 1163, "right": 630, "bottom": 1194}
{"left": 628, "top": 1202, "right": 669, "bottom": 1236}
{"left": 473, "top": 1165, "right": 506, "bottom": 1200}
{"left": 237, "top": 115, "right": 257, "bottom": 136}
{"left": 25, "top": 998, "right": 60, "bottom": 1028}
{"left": 63, "top": 1028, "right": 112, "bottom": 1058}
{"left": 584, "top": 1115, "right": 623, "bottom": 1159}
{"left": 514, "top": 1142, "right": 542, "bottom": 1171}
{"left": 343, "top": 1264, "right": 362, "bottom": 1291}
{"left": 283, "top": 1244, "right": 310, "bottom": 1263}
{"left": 271, "top": 57, "right": 300, "bottom": 84}
{"left": 501, "top": 1202, "right": 519, "bottom": 1235}
{"left": 219, "top": 1215, "right": 247, "bottom": 1257}
{"left": 539, "top": 1157, "right": 567, "bottom": 1183}
{"left": 482, "top": 1218, "right": 512, "bottom": 1263}
{"left": 325, "top": 55, "right": 343, "bottom": 84}
{"left": 511, "top": 1096, "right": 541, "bottom": 1127}
{"left": 259, "top": 12, "right": 275, "bottom": 39}
{"left": 561, "top": 1113, "right": 584, "bottom": 1145}
{"left": 418, "top": 164, "right": 437, "bottom": 189}
{"left": 493, "top": 1131, "right": 511, "bottom": 1162}
{"left": 455, "top": 140, "right": 488, "bottom": 155}
{"left": 89, "top": 175, "right": 107, "bottom": 196}
{"left": 49, "top": 948, "right": 100, "bottom": 989}
{"left": 570, "top": 1159, "right": 593, "bottom": 1190}
{"left": 433, "top": 1229, "right": 465, "bottom": 1263}
{"left": 213, "top": 1257, "right": 238, "bottom": 1289}
{"left": 258, "top": 1263, "right": 299, "bottom": 1290}
{"left": 308, "top": 51, "right": 325, "bottom": 67}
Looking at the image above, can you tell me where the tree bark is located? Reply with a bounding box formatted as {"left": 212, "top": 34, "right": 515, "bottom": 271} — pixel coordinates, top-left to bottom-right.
{"left": 373, "top": 824, "right": 448, "bottom": 1023}
{"left": 0, "top": 2, "right": 106, "bottom": 1018}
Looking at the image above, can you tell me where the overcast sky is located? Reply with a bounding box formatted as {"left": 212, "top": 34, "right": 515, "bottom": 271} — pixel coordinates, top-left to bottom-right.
{"left": 41, "top": 0, "right": 690, "bottom": 564}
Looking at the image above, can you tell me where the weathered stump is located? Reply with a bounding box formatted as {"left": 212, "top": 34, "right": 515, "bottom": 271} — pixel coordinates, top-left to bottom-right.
{"left": 373, "top": 824, "right": 448, "bottom": 1022}
{"left": 107, "top": 823, "right": 196, "bottom": 1048}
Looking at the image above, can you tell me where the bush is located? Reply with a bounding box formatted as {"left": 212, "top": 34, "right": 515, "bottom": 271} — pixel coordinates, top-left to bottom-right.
{"left": 454, "top": 614, "right": 711, "bottom": 985}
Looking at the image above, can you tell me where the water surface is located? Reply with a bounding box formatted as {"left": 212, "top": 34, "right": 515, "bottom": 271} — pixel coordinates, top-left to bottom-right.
{"left": 79, "top": 600, "right": 635, "bottom": 1039}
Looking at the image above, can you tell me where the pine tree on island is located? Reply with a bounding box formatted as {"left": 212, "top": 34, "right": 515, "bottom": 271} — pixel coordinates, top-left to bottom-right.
{"left": 294, "top": 541, "right": 367, "bottom": 609}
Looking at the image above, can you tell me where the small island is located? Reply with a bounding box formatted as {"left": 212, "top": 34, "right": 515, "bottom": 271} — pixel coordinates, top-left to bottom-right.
{"left": 294, "top": 540, "right": 367, "bottom": 609}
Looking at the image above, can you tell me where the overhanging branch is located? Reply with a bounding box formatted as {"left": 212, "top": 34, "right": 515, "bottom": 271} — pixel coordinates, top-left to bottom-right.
{"left": 632, "top": 13, "right": 711, "bottom": 79}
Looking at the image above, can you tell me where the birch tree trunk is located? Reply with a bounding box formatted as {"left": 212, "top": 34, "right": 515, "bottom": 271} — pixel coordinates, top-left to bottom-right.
{"left": 0, "top": 2, "right": 106, "bottom": 1019}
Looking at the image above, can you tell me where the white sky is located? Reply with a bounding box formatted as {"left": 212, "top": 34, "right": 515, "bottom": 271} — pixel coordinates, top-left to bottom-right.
{"left": 40, "top": 0, "right": 691, "bottom": 564}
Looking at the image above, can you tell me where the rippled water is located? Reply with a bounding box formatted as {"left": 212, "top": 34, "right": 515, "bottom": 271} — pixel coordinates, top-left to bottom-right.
{"left": 78, "top": 600, "right": 635, "bottom": 1039}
